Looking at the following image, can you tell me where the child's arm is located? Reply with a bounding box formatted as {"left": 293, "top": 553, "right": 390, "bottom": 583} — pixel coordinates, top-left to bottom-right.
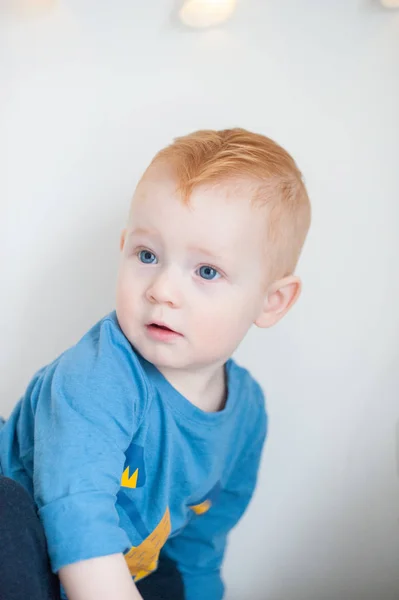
{"left": 59, "top": 554, "right": 143, "bottom": 600}
{"left": 30, "top": 317, "right": 149, "bottom": 591}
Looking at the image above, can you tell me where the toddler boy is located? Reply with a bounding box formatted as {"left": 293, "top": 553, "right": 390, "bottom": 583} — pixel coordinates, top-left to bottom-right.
{"left": 0, "top": 128, "right": 311, "bottom": 600}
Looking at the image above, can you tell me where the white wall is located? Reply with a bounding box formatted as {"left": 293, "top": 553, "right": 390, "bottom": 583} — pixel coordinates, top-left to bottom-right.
{"left": 1, "top": 1, "right": 399, "bottom": 598}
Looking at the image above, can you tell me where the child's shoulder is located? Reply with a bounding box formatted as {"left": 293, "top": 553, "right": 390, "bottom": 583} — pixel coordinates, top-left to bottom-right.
{"left": 59, "top": 311, "right": 142, "bottom": 373}
{"left": 45, "top": 311, "right": 150, "bottom": 424}
{"left": 229, "top": 357, "right": 267, "bottom": 433}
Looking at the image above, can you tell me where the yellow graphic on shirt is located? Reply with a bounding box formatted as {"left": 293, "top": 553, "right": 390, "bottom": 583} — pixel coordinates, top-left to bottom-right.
{"left": 188, "top": 481, "right": 221, "bottom": 516}
{"left": 190, "top": 499, "right": 212, "bottom": 515}
{"left": 124, "top": 507, "right": 171, "bottom": 582}
{"left": 121, "top": 466, "right": 139, "bottom": 489}
{"left": 121, "top": 443, "right": 146, "bottom": 489}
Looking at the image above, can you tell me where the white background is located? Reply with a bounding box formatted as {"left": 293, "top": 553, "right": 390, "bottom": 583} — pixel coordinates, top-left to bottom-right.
{"left": 1, "top": 1, "right": 399, "bottom": 599}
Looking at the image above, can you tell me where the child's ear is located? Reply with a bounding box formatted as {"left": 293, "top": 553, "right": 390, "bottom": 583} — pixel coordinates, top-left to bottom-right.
{"left": 254, "top": 275, "right": 302, "bottom": 328}
{"left": 120, "top": 229, "right": 127, "bottom": 252}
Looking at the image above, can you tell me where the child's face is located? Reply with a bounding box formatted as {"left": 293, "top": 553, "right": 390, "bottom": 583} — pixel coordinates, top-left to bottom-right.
{"left": 116, "top": 165, "right": 270, "bottom": 371}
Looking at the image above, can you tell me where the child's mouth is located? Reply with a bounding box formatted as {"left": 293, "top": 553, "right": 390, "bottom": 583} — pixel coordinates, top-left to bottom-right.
{"left": 146, "top": 323, "right": 182, "bottom": 341}
{"left": 151, "top": 323, "right": 172, "bottom": 331}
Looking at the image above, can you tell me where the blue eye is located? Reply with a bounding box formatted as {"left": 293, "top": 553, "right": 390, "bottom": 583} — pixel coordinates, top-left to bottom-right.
{"left": 198, "top": 266, "right": 220, "bottom": 281}
{"left": 138, "top": 250, "right": 157, "bottom": 264}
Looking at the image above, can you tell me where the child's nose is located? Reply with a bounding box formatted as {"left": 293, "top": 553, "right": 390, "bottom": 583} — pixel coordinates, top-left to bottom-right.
{"left": 146, "top": 268, "right": 183, "bottom": 307}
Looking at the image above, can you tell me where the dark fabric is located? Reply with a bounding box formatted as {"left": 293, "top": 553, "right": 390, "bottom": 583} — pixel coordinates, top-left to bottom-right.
{"left": 136, "top": 553, "right": 186, "bottom": 600}
{"left": 0, "top": 476, "right": 185, "bottom": 600}
{"left": 0, "top": 476, "right": 61, "bottom": 600}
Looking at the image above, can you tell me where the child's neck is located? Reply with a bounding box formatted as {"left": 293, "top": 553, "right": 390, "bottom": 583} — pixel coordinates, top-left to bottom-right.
{"left": 158, "top": 361, "right": 228, "bottom": 413}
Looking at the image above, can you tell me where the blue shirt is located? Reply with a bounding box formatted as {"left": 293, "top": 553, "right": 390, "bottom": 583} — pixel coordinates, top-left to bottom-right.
{"left": 0, "top": 312, "right": 267, "bottom": 600}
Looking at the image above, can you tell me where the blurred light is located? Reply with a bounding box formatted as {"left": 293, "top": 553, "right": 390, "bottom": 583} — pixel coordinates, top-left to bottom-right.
{"left": 4, "top": 0, "right": 57, "bottom": 17}
{"left": 380, "top": 0, "right": 399, "bottom": 7}
{"left": 179, "top": 0, "right": 237, "bottom": 29}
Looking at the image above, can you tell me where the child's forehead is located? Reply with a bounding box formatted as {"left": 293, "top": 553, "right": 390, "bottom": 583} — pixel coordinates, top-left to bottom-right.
{"left": 133, "top": 169, "right": 264, "bottom": 218}
{"left": 132, "top": 182, "right": 265, "bottom": 231}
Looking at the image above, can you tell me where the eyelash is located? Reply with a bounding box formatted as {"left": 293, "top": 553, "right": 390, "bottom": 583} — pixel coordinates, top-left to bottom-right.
{"left": 134, "top": 248, "right": 223, "bottom": 281}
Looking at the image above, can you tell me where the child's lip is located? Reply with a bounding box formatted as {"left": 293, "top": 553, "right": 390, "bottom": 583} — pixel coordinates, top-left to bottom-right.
{"left": 147, "top": 320, "right": 181, "bottom": 335}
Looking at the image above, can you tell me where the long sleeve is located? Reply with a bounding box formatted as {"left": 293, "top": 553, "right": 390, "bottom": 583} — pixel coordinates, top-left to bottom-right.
{"left": 32, "top": 317, "right": 149, "bottom": 573}
{"left": 163, "top": 393, "right": 268, "bottom": 600}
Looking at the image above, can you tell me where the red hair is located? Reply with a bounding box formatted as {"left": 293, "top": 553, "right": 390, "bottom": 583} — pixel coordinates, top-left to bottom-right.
{"left": 144, "top": 128, "right": 311, "bottom": 279}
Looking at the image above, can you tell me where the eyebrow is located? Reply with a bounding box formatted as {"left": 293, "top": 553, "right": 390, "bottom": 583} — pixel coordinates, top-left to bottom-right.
{"left": 129, "top": 227, "right": 158, "bottom": 237}
{"left": 129, "top": 227, "right": 224, "bottom": 261}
